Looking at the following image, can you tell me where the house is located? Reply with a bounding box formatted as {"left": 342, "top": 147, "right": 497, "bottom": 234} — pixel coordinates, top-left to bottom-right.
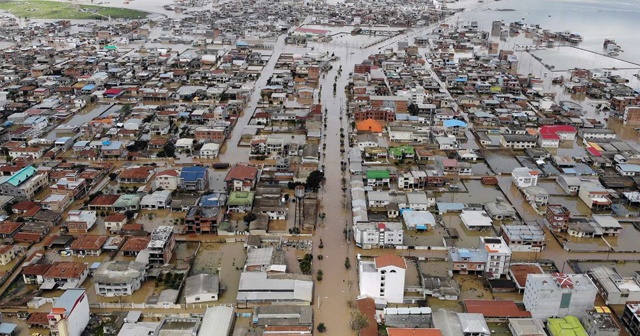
{"left": 616, "top": 163, "right": 640, "bottom": 176}
{"left": 253, "top": 198, "right": 287, "bottom": 220}
{"left": 587, "top": 266, "right": 640, "bottom": 304}
{"left": 113, "top": 194, "right": 142, "bottom": 212}
{"left": 41, "top": 193, "right": 72, "bottom": 212}
{"left": 121, "top": 237, "right": 151, "bottom": 257}
{"left": 402, "top": 211, "right": 436, "bottom": 231}
{"left": 512, "top": 167, "right": 540, "bottom": 188}
{"left": 500, "top": 135, "right": 537, "bottom": 149}
{"left": 366, "top": 170, "right": 390, "bottom": 188}
{"left": 359, "top": 255, "right": 406, "bottom": 303}
{"left": 501, "top": 225, "right": 546, "bottom": 252}
{"left": 0, "top": 221, "right": 23, "bottom": 238}
{"left": 449, "top": 237, "right": 512, "bottom": 279}
{"left": 0, "top": 166, "right": 48, "bottom": 201}
{"left": 179, "top": 166, "right": 209, "bottom": 191}
{"left": 484, "top": 199, "right": 517, "bottom": 220}
{"left": 41, "top": 261, "right": 89, "bottom": 290}
{"left": 460, "top": 210, "right": 493, "bottom": 230}
{"left": 225, "top": 165, "right": 259, "bottom": 192}
{"left": 199, "top": 143, "right": 221, "bottom": 159}
{"left": 104, "top": 213, "right": 127, "bottom": 233}
{"left": 357, "top": 133, "right": 379, "bottom": 151}
{"left": 522, "top": 186, "right": 549, "bottom": 207}
{"left": 578, "top": 182, "right": 611, "bottom": 210}
{"left": 144, "top": 226, "right": 176, "bottom": 265}
{"left": 154, "top": 169, "right": 180, "bottom": 191}
{"left": 118, "top": 166, "right": 154, "bottom": 184}
{"left": 591, "top": 215, "right": 622, "bottom": 236}
{"left": 523, "top": 273, "right": 597, "bottom": 319}
{"left": 69, "top": 235, "right": 108, "bottom": 256}
{"left": 93, "top": 261, "right": 147, "bottom": 297}
{"left": 185, "top": 206, "right": 223, "bottom": 234}
{"left": 140, "top": 190, "right": 172, "bottom": 209}
{"left": 65, "top": 210, "right": 97, "bottom": 234}
{"left": 183, "top": 274, "right": 220, "bottom": 304}
{"left": 353, "top": 222, "right": 404, "bottom": 249}
{"left": 175, "top": 138, "right": 195, "bottom": 152}
{"left": 48, "top": 289, "right": 90, "bottom": 336}
{"left": 508, "top": 318, "right": 547, "bottom": 336}
{"left": 0, "top": 245, "right": 15, "bottom": 265}
{"left": 0, "top": 323, "right": 17, "bottom": 336}
{"left": 252, "top": 305, "right": 313, "bottom": 329}
{"left": 547, "top": 317, "right": 588, "bottom": 336}
{"left": 582, "top": 309, "right": 620, "bottom": 336}
{"left": 227, "top": 191, "right": 255, "bottom": 213}
{"left": 50, "top": 174, "right": 88, "bottom": 200}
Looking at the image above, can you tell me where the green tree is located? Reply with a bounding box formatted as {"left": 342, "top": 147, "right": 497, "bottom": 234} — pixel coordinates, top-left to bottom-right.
{"left": 349, "top": 310, "right": 370, "bottom": 332}
{"left": 243, "top": 212, "right": 257, "bottom": 224}
{"left": 305, "top": 170, "right": 325, "bottom": 191}
{"left": 344, "top": 257, "right": 351, "bottom": 269}
{"left": 317, "top": 323, "right": 326, "bottom": 333}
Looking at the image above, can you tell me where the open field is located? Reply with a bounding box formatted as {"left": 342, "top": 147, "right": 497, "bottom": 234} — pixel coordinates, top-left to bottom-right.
{"left": 0, "top": 0, "right": 149, "bottom": 19}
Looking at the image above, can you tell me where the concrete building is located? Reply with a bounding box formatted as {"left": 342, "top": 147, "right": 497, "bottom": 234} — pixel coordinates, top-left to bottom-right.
{"left": 236, "top": 272, "right": 313, "bottom": 306}
{"left": 359, "top": 255, "right": 406, "bottom": 303}
{"left": 93, "top": 261, "right": 147, "bottom": 297}
{"left": 484, "top": 199, "right": 517, "bottom": 221}
{"left": 623, "top": 106, "right": 640, "bottom": 126}
{"left": 144, "top": 226, "right": 175, "bottom": 265}
{"left": 582, "top": 308, "right": 620, "bottom": 336}
{"left": 48, "top": 289, "right": 90, "bottom": 336}
{"left": 621, "top": 302, "right": 640, "bottom": 336}
{"left": 501, "top": 225, "right": 546, "bottom": 252}
{"left": 0, "top": 166, "right": 48, "bottom": 201}
{"left": 587, "top": 266, "right": 640, "bottom": 304}
{"left": 179, "top": 166, "right": 209, "bottom": 191}
{"left": 154, "top": 170, "right": 180, "bottom": 191}
{"left": 579, "top": 182, "right": 612, "bottom": 210}
{"left": 353, "top": 222, "right": 404, "bottom": 249}
{"left": 512, "top": 167, "right": 540, "bottom": 188}
{"left": 523, "top": 273, "right": 598, "bottom": 319}
{"left": 460, "top": 210, "right": 493, "bottom": 230}
{"left": 478, "top": 237, "right": 512, "bottom": 279}
{"left": 65, "top": 210, "right": 97, "bottom": 234}
{"left": 458, "top": 313, "right": 490, "bottom": 336}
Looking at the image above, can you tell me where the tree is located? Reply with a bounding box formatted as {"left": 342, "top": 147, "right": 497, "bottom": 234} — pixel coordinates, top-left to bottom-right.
{"left": 109, "top": 173, "right": 118, "bottom": 180}
{"left": 243, "top": 212, "right": 257, "bottom": 224}
{"left": 408, "top": 103, "right": 419, "bottom": 116}
{"left": 344, "top": 257, "right": 351, "bottom": 269}
{"left": 316, "top": 269, "right": 323, "bottom": 281}
{"left": 317, "top": 323, "right": 326, "bottom": 333}
{"left": 124, "top": 210, "right": 136, "bottom": 220}
{"left": 305, "top": 170, "right": 325, "bottom": 191}
{"left": 349, "top": 310, "right": 370, "bottom": 332}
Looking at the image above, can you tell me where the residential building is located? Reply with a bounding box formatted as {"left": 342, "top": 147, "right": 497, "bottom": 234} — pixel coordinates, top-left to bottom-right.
{"left": 591, "top": 215, "right": 622, "bottom": 236}
{"left": 478, "top": 237, "right": 512, "bottom": 279}
{"left": 616, "top": 163, "right": 640, "bottom": 176}
{"left": 501, "top": 225, "right": 546, "bottom": 252}
{"left": 227, "top": 191, "right": 255, "bottom": 213}
{"left": 225, "top": 165, "right": 259, "bottom": 192}
{"left": 522, "top": 186, "right": 549, "bottom": 207}
{"left": 512, "top": 167, "right": 540, "bottom": 188}
{"left": 179, "top": 166, "right": 209, "bottom": 191}
{"left": 65, "top": 210, "right": 97, "bottom": 234}
{"left": 546, "top": 204, "right": 571, "bottom": 232}
{"left": 0, "top": 166, "right": 48, "bottom": 201}
{"left": 623, "top": 106, "right": 640, "bottom": 125}
{"left": 587, "top": 266, "right": 640, "bottom": 304}
{"left": 366, "top": 170, "right": 391, "bottom": 188}
{"left": 578, "top": 128, "right": 616, "bottom": 140}
{"left": 118, "top": 166, "right": 154, "bottom": 184}
{"left": 154, "top": 169, "right": 180, "bottom": 191}
{"left": 358, "top": 255, "right": 406, "bottom": 303}
{"left": 41, "top": 261, "right": 89, "bottom": 290}
{"left": 199, "top": 143, "right": 221, "bottom": 159}
{"left": 579, "top": 182, "right": 612, "bottom": 210}
{"left": 582, "top": 308, "right": 620, "bottom": 336}
{"left": 93, "top": 261, "right": 147, "bottom": 297}
{"left": 460, "top": 210, "right": 493, "bottom": 231}
{"left": 104, "top": 213, "right": 127, "bottom": 233}
{"left": 484, "top": 199, "right": 517, "bottom": 220}
{"left": 402, "top": 211, "right": 436, "bottom": 231}
{"left": 523, "top": 273, "right": 598, "bottom": 319}
{"left": 353, "top": 222, "right": 404, "bottom": 249}
{"left": 500, "top": 135, "right": 537, "bottom": 149}
{"left": 50, "top": 174, "right": 87, "bottom": 200}
{"left": 140, "top": 190, "right": 172, "bottom": 209}
{"left": 0, "top": 245, "right": 15, "bottom": 265}
{"left": 48, "top": 289, "right": 90, "bottom": 336}
{"left": 69, "top": 235, "right": 108, "bottom": 256}
{"left": 183, "top": 274, "right": 220, "bottom": 304}
{"left": 41, "top": 194, "right": 72, "bottom": 212}
{"left": 185, "top": 206, "right": 223, "bottom": 234}
{"left": 146, "top": 226, "right": 176, "bottom": 265}
{"left": 621, "top": 302, "right": 640, "bottom": 336}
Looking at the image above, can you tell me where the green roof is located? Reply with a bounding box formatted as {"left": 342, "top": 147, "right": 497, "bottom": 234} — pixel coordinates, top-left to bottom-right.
{"left": 547, "top": 316, "right": 588, "bottom": 336}
{"left": 366, "top": 170, "right": 390, "bottom": 179}
{"left": 5, "top": 166, "right": 36, "bottom": 187}
{"left": 388, "top": 145, "right": 415, "bottom": 157}
{"left": 227, "top": 191, "right": 255, "bottom": 206}
{"left": 114, "top": 194, "right": 142, "bottom": 208}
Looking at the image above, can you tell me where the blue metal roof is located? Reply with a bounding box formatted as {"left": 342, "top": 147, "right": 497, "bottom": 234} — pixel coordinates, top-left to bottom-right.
{"left": 443, "top": 119, "right": 467, "bottom": 128}
{"left": 180, "top": 166, "right": 207, "bottom": 182}
{"left": 5, "top": 166, "right": 36, "bottom": 187}
{"left": 0, "top": 323, "right": 17, "bottom": 334}
{"left": 82, "top": 84, "right": 96, "bottom": 91}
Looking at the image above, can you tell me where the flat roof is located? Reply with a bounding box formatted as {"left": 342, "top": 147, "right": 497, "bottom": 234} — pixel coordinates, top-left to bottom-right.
{"left": 464, "top": 299, "right": 531, "bottom": 318}
{"left": 198, "top": 306, "right": 235, "bottom": 336}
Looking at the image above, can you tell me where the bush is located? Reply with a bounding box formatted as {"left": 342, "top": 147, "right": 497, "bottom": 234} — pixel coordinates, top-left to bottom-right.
{"left": 317, "top": 323, "right": 326, "bottom": 333}
{"left": 317, "top": 254, "right": 323, "bottom": 260}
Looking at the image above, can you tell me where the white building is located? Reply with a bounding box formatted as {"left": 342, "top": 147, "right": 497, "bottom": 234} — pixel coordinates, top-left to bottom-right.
{"left": 140, "top": 190, "right": 172, "bottom": 210}
{"left": 353, "top": 222, "right": 404, "bottom": 249}
{"left": 359, "top": 255, "right": 406, "bottom": 304}
{"left": 93, "top": 261, "right": 147, "bottom": 297}
{"left": 523, "top": 273, "right": 598, "bottom": 319}
{"left": 184, "top": 274, "right": 220, "bottom": 304}
{"left": 48, "top": 289, "right": 90, "bottom": 336}
{"left": 512, "top": 167, "right": 540, "bottom": 189}
{"left": 478, "top": 237, "right": 512, "bottom": 279}
{"left": 460, "top": 210, "right": 493, "bottom": 230}
{"left": 200, "top": 143, "right": 221, "bottom": 159}
{"left": 587, "top": 266, "right": 640, "bottom": 305}
{"left": 154, "top": 170, "right": 180, "bottom": 191}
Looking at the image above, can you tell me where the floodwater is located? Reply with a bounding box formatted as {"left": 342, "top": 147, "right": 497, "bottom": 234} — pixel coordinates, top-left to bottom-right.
{"left": 530, "top": 47, "right": 640, "bottom": 71}
{"left": 483, "top": 150, "right": 523, "bottom": 174}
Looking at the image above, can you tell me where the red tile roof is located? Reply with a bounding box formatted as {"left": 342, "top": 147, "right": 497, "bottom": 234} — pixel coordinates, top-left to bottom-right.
{"left": 70, "top": 235, "right": 108, "bottom": 251}
{"left": 89, "top": 195, "right": 120, "bottom": 206}
{"left": 225, "top": 165, "right": 259, "bottom": 182}
{"left": 0, "top": 221, "right": 24, "bottom": 235}
{"left": 356, "top": 297, "right": 378, "bottom": 336}
{"left": 119, "top": 166, "right": 154, "bottom": 180}
{"left": 121, "top": 237, "right": 150, "bottom": 252}
{"left": 104, "top": 213, "right": 127, "bottom": 223}
{"left": 375, "top": 255, "right": 406, "bottom": 269}
{"left": 22, "top": 263, "right": 52, "bottom": 276}
{"left": 388, "top": 329, "right": 443, "bottom": 336}
{"left": 157, "top": 169, "right": 179, "bottom": 177}
{"left": 12, "top": 200, "right": 38, "bottom": 212}
{"left": 43, "top": 261, "right": 87, "bottom": 279}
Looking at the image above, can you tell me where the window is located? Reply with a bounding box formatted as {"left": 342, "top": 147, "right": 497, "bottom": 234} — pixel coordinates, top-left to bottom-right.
{"left": 560, "top": 293, "right": 572, "bottom": 309}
